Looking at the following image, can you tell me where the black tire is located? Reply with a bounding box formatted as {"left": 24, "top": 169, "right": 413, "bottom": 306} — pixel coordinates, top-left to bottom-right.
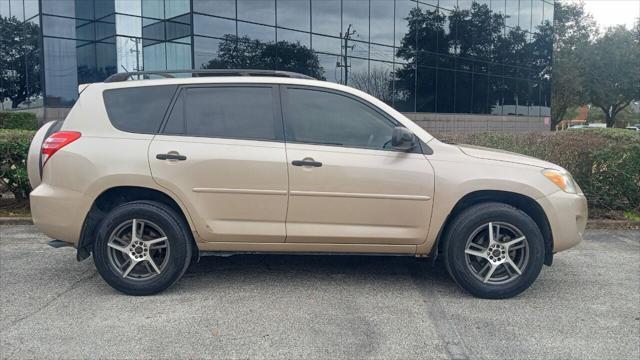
{"left": 443, "top": 202, "right": 545, "bottom": 299}
{"left": 93, "top": 200, "right": 192, "bottom": 295}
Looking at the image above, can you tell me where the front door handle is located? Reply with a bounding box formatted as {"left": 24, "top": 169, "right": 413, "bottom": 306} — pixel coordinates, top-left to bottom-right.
{"left": 156, "top": 153, "right": 187, "bottom": 161}
{"left": 292, "top": 159, "right": 322, "bottom": 167}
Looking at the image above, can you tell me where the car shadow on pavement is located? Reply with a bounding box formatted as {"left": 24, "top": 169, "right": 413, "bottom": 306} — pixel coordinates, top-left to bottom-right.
{"left": 179, "top": 253, "right": 459, "bottom": 293}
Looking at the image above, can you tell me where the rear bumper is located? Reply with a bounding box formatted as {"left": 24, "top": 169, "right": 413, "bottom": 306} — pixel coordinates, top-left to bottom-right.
{"left": 538, "top": 191, "right": 588, "bottom": 253}
{"left": 30, "top": 183, "right": 90, "bottom": 246}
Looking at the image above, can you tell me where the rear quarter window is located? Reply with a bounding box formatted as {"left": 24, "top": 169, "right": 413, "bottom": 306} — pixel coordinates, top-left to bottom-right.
{"left": 103, "top": 85, "right": 177, "bottom": 134}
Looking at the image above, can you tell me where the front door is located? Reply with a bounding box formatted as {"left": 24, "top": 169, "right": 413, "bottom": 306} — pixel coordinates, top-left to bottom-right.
{"left": 281, "top": 86, "right": 435, "bottom": 245}
{"left": 149, "top": 85, "right": 288, "bottom": 243}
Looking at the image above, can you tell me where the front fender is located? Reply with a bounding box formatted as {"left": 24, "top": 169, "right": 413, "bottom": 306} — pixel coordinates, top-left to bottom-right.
{"left": 416, "top": 155, "right": 557, "bottom": 255}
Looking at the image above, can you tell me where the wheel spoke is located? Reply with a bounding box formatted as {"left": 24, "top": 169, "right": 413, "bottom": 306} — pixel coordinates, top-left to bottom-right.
{"left": 465, "top": 248, "right": 488, "bottom": 260}
{"left": 468, "top": 242, "right": 485, "bottom": 251}
{"left": 146, "top": 256, "right": 161, "bottom": 274}
{"left": 122, "top": 260, "right": 137, "bottom": 278}
{"left": 112, "top": 236, "right": 129, "bottom": 247}
{"left": 478, "top": 262, "right": 491, "bottom": 276}
{"left": 487, "top": 222, "right": 495, "bottom": 243}
{"left": 145, "top": 236, "right": 167, "bottom": 246}
{"left": 504, "top": 262, "right": 514, "bottom": 277}
{"left": 506, "top": 258, "right": 522, "bottom": 275}
{"left": 107, "top": 242, "right": 128, "bottom": 254}
{"left": 504, "top": 236, "right": 526, "bottom": 250}
{"left": 131, "top": 219, "right": 140, "bottom": 241}
{"left": 483, "top": 263, "right": 497, "bottom": 283}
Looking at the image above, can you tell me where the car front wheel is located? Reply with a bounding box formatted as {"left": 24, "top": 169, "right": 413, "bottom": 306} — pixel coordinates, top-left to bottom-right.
{"left": 93, "top": 200, "right": 192, "bottom": 295}
{"left": 443, "top": 202, "right": 545, "bottom": 299}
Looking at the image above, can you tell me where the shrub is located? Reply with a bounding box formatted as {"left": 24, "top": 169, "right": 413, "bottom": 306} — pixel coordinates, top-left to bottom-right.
{"left": 0, "top": 129, "right": 35, "bottom": 202}
{"left": 0, "top": 111, "right": 38, "bottom": 130}
{"left": 1, "top": 126, "right": 638, "bottom": 216}
{"left": 439, "top": 129, "right": 640, "bottom": 213}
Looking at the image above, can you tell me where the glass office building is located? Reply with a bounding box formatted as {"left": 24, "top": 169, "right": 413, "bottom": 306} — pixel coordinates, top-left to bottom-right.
{"left": 1, "top": 0, "right": 553, "bottom": 121}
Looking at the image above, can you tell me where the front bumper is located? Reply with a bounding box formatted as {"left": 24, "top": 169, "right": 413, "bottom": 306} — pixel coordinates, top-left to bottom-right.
{"left": 538, "top": 191, "right": 588, "bottom": 253}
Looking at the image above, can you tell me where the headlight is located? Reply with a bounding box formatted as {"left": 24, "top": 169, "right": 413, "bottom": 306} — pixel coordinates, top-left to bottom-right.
{"left": 542, "top": 169, "right": 578, "bottom": 194}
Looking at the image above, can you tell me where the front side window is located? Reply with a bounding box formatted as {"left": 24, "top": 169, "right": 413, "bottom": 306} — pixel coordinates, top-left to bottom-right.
{"left": 163, "top": 86, "right": 278, "bottom": 141}
{"left": 284, "top": 87, "right": 395, "bottom": 150}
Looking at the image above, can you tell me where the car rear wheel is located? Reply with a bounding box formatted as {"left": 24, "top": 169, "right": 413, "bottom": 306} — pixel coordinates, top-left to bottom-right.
{"left": 443, "top": 202, "right": 545, "bottom": 299}
{"left": 93, "top": 201, "right": 192, "bottom": 295}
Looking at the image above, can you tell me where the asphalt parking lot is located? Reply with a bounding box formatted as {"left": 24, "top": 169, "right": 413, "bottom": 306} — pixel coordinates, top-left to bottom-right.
{"left": 1, "top": 225, "right": 638, "bottom": 359}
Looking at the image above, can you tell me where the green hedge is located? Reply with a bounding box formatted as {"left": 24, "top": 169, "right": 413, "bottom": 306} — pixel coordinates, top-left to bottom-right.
{"left": 1, "top": 128, "right": 638, "bottom": 214}
{"left": 439, "top": 129, "right": 640, "bottom": 213}
{"left": 0, "top": 111, "right": 38, "bottom": 130}
{"left": 0, "top": 129, "right": 35, "bottom": 201}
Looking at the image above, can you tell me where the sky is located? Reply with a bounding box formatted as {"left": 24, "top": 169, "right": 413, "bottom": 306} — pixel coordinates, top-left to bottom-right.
{"left": 581, "top": 0, "right": 640, "bottom": 31}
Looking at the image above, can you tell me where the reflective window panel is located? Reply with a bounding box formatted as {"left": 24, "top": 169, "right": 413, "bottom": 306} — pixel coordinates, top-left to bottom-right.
{"left": 312, "top": 0, "right": 341, "bottom": 37}
{"left": 238, "top": 0, "right": 275, "bottom": 25}
{"left": 277, "top": 0, "right": 310, "bottom": 31}
{"left": 193, "top": 0, "right": 236, "bottom": 18}
{"left": 28, "top": 0, "right": 554, "bottom": 118}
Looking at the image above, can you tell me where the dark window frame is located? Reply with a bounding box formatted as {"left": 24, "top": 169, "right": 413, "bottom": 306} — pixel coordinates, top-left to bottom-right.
{"left": 159, "top": 83, "right": 284, "bottom": 142}
{"left": 280, "top": 85, "right": 422, "bottom": 154}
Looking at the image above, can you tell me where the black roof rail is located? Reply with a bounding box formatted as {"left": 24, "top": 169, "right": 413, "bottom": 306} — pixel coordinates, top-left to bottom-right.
{"left": 104, "top": 69, "right": 316, "bottom": 83}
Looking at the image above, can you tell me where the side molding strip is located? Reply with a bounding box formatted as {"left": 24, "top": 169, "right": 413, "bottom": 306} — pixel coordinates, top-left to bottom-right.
{"left": 290, "top": 190, "right": 431, "bottom": 201}
{"left": 192, "top": 188, "right": 287, "bottom": 195}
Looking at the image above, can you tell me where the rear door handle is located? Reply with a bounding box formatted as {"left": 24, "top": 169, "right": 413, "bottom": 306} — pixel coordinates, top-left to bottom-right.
{"left": 156, "top": 153, "right": 187, "bottom": 161}
{"left": 292, "top": 159, "right": 322, "bottom": 167}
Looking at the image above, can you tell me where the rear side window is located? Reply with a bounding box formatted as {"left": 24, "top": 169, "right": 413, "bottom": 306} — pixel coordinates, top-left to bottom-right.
{"left": 103, "top": 85, "right": 177, "bottom": 134}
{"left": 163, "top": 86, "right": 279, "bottom": 141}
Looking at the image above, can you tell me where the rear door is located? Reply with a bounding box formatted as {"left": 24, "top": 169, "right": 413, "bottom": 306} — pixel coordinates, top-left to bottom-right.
{"left": 149, "top": 84, "right": 289, "bottom": 243}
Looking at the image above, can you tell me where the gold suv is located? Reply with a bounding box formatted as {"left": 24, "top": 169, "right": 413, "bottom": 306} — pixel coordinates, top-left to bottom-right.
{"left": 27, "top": 70, "right": 587, "bottom": 298}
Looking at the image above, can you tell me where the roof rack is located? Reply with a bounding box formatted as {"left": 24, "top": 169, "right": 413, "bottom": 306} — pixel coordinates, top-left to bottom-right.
{"left": 104, "top": 69, "right": 316, "bottom": 83}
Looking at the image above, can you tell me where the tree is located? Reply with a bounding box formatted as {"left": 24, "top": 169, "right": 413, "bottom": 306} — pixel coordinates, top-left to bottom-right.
{"left": 203, "top": 35, "right": 325, "bottom": 80}
{"left": 550, "top": 1, "right": 596, "bottom": 129}
{"left": 0, "top": 16, "right": 41, "bottom": 109}
{"left": 530, "top": 21, "right": 554, "bottom": 116}
{"left": 260, "top": 40, "right": 325, "bottom": 80}
{"left": 395, "top": 2, "right": 519, "bottom": 113}
{"left": 583, "top": 26, "right": 640, "bottom": 127}
{"left": 394, "top": 6, "right": 446, "bottom": 111}
{"left": 349, "top": 67, "right": 394, "bottom": 104}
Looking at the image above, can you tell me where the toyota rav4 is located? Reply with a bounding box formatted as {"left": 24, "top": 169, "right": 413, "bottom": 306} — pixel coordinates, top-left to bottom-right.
{"left": 27, "top": 70, "right": 587, "bottom": 298}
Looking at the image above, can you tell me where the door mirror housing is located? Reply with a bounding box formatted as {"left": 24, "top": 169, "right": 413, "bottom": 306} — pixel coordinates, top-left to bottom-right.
{"left": 391, "top": 127, "right": 416, "bottom": 151}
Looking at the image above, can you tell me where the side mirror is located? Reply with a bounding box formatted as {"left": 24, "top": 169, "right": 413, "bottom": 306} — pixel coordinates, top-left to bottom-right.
{"left": 391, "top": 127, "right": 416, "bottom": 151}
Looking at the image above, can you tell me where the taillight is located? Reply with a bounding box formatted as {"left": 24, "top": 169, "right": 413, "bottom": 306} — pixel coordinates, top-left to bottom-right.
{"left": 41, "top": 131, "right": 81, "bottom": 166}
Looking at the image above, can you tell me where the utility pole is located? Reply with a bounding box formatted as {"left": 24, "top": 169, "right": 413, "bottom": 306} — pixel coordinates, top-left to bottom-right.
{"left": 338, "top": 24, "right": 357, "bottom": 85}
{"left": 130, "top": 37, "right": 141, "bottom": 72}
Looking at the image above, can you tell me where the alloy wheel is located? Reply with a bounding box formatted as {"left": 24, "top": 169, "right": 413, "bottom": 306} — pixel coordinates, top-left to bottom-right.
{"left": 464, "top": 222, "right": 529, "bottom": 285}
{"left": 106, "top": 219, "right": 170, "bottom": 281}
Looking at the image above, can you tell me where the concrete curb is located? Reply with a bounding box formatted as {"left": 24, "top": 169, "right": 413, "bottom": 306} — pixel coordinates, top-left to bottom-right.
{"left": 586, "top": 220, "right": 640, "bottom": 230}
{"left": 0, "top": 217, "right": 33, "bottom": 225}
{"left": 1, "top": 216, "right": 639, "bottom": 229}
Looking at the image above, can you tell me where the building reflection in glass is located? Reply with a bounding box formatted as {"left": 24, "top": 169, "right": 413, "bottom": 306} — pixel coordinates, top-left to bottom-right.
{"left": 1, "top": 0, "right": 553, "bottom": 118}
